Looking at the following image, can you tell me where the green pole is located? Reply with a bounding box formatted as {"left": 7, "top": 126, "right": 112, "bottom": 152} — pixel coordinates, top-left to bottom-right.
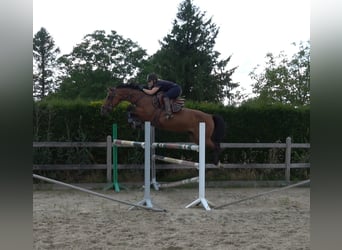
{"left": 113, "top": 124, "right": 120, "bottom": 192}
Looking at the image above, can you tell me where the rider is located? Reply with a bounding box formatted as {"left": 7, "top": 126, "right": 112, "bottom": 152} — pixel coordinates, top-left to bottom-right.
{"left": 142, "top": 73, "right": 182, "bottom": 119}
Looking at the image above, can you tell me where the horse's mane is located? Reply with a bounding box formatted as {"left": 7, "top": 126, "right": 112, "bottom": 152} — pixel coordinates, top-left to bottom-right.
{"left": 116, "top": 83, "right": 143, "bottom": 91}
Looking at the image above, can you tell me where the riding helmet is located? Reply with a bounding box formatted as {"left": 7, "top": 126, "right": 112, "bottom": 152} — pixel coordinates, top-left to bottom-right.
{"left": 147, "top": 73, "right": 158, "bottom": 82}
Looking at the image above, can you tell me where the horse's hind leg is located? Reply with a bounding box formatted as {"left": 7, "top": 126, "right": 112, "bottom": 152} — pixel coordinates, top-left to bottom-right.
{"left": 191, "top": 125, "right": 221, "bottom": 165}
{"left": 212, "top": 142, "right": 221, "bottom": 166}
{"left": 188, "top": 127, "right": 199, "bottom": 145}
{"left": 188, "top": 131, "right": 195, "bottom": 144}
{"left": 206, "top": 138, "right": 221, "bottom": 166}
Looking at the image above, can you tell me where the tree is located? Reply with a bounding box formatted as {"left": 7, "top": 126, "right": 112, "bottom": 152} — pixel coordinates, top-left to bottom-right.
{"left": 150, "top": 0, "right": 238, "bottom": 103}
{"left": 55, "top": 30, "right": 148, "bottom": 100}
{"left": 249, "top": 41, "right": 310, "bottom": 106}
{"left": 33, "top": 27, "right": 60, "bottom": 100}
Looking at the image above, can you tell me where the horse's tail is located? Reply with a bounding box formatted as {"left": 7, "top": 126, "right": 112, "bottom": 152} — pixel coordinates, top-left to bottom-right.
{"left": 211, "top": 114, "right": 225, "bottom": 148}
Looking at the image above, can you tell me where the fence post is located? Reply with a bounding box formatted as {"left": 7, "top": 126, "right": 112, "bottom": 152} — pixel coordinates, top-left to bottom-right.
{"left": 285, "top": 137, "right": 291, "bottom": 182}
{"left": 106, "top": 135, "right": 112, "bottom": 183}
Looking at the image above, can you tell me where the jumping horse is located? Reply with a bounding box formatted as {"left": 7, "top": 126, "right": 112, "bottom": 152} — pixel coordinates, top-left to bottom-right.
{"left": 101, "top": 83, "right": 225, "bottom": 165}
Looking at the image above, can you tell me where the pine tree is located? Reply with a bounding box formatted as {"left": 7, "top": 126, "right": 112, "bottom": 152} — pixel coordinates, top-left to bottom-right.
{"left": 151, "top": 0, "right": 237, "bottom": 103}
{"left": 33, "top": 27, "right": 60, "bottom": 100}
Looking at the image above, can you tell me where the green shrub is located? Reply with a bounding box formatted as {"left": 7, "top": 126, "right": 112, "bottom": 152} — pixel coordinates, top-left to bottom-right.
{"left": 33, "top": 99, "right": 309, "bottom": 182}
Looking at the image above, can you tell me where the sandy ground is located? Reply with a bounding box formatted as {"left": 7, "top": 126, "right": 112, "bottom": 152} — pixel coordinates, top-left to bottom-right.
{"left": 33, "top": 186, "right": 310, "bottom": 250}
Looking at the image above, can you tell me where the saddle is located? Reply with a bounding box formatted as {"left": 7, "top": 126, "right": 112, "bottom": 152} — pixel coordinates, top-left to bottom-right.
{"left": 153, "top": 92, "right": 185, "bottom": 113}
{"left": 127, "top": 93, "right": 185, "bottom": 129}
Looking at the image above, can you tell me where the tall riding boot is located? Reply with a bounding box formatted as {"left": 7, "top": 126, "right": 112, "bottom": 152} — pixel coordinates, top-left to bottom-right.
{"left": 163, "top": 97, "right": 173, "bottom": 119}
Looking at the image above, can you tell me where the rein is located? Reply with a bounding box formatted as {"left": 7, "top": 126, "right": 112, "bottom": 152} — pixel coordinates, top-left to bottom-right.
{"left": 106, "top": 88, "right": 148, "bottom": 108}
{"left": 127, "top": 92, "right": 146, "bottom": 106}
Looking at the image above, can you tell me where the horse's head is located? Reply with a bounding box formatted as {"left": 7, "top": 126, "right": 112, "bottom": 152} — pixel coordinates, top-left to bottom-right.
{"left": 101, "top": 87, "right": 121, "bottom": 116}
{"left": 101, "top": 84, "right": 146, "bottom": 116}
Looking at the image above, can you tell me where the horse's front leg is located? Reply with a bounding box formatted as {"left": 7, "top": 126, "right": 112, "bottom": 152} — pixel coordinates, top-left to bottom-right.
{"left": 127, "top": 105, "right": 144, "bottom": 129}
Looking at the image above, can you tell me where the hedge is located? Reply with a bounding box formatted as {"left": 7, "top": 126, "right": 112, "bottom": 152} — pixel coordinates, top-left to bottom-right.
{"left": 33, "top": 99, "right": 310, "bottom": 182}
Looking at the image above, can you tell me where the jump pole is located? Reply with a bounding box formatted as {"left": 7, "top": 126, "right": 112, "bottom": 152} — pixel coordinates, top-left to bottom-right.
{"left": 214, "top": 179, "right": 310, "bottom": 209}
{"left": 158, "top": 176, "right": 199, "bottom": 188}
{"left": 32, "top": 174, "right": 165, "bottom": 212}
{"left": 185, "top": 122, "right": 212, "bottom": 211}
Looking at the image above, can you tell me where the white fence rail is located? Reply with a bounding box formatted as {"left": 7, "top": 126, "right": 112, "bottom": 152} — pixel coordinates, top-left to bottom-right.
{"left": 33, "top": 137, "right": 310, "bottom": 182}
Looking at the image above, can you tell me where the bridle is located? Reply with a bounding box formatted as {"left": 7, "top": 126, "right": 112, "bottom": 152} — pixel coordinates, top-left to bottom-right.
{"left": 102, "top": 88, "right": 116, "bottom": 112}
{"left": 103, "top": 87, "right": 147, "bottom": 111}
{"left": 117, "top": 88, "right": 147, "bottom": 105}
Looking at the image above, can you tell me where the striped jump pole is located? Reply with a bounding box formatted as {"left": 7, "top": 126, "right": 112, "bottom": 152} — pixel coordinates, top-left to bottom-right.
{"left": 153, "top": 154, "right": 200, "bottom": 189}
{"left": 152, "top": 142, "right": 199, "bottom": 151}
{"left": 113, "top": 139, "right": 145, "bottom": 148}
{"left": 153, "top": 155, "right": 199, "bottom": 169}
{"left": 151, "top": 141, "right": 199, "bottom": 190}
{"left": 158, "top": 176, "right": 199, "bottom": 188}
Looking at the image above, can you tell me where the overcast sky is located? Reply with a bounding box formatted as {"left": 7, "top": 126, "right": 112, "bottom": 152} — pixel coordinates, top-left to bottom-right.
{"left": 33, "top": 0, "right": 310, "bottom": 96}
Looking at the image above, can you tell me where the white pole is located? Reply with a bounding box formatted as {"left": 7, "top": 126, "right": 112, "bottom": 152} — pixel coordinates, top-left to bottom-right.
{"left": 199, "top": 123, "right": 207, "bottom": 203}
{"left": 144, "top": 121, "right": 152, "bottom": 207}
{"left": 185, "top": 122, "right": 211, "bottom": 211}
{"left": 33, "top": 174, "right": 165, "bottom": 212}
{"left": 132, "top": 122, "right": 153, "bottom": 209}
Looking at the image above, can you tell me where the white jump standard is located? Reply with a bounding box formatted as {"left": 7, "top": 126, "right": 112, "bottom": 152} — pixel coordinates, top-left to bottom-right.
{"left": 112, "top": 122, "right": 158, "bottom": 210}
{"left": 185, "top": 123, "right": 212, "bottom": 210}
{"left": 152, "top": 122, "right": 212, "bottom": 211}
{"left": 134, "top": 121, "right": 153, "bottom": 209}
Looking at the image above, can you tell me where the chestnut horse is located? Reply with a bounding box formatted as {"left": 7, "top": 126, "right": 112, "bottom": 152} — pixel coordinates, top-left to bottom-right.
{"left": 101, "top": 84, "right": 225, "bottom": 165}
